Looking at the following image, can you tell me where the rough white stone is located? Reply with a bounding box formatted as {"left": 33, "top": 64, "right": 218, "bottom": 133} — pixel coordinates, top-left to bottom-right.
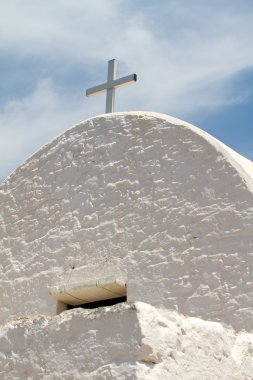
{"left": 0, "top": 302, "right": 252, "bottom": 380}
{"left": 0, "top": 112, "right": 253, "bottom": 333}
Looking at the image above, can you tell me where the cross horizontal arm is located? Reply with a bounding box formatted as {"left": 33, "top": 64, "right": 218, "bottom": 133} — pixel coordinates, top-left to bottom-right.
{"left": 112, "top": 73, "right": 137, "bottom": 89}
{"left": 86, "top": 82, "right": 108, "bottom": 97}
{"left": 86, "top": 73, "right": 137, "bottom": 97}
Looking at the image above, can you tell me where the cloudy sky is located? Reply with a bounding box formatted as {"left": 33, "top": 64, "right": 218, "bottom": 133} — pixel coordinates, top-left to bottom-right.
{"left": 1, "top": 0, "right": 253, "bottom": 181}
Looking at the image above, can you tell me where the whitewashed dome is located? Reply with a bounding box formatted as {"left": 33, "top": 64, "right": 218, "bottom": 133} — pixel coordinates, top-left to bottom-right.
{"left": 1, "top": 111, "right": 253, "bottom": 331}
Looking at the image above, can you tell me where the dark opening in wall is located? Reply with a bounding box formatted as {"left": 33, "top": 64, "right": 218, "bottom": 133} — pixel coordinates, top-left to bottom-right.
{"left": 67, "top": 296, "right": 127, "bottom": 310}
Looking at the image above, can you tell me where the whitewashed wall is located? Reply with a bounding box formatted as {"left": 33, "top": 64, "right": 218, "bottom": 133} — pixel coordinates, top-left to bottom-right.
{"left": 1, "top": 112, "right": 253, "bottom": 331}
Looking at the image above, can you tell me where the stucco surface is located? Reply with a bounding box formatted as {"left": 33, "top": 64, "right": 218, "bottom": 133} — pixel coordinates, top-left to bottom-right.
{"left": 0, "top": 112, "right": 253, "bottom": 330}
{"left": 0, "top": 302, "right": 252, "bottom": 380}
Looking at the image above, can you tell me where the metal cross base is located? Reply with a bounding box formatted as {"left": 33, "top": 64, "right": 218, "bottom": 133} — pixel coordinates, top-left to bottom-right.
{"left": 86, "top": 59, "right": 137, "bottom": 113}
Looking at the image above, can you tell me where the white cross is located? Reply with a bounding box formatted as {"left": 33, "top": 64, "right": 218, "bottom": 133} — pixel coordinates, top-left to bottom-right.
{"left": 86, "top": 59, "right": 137, "bottom": 113}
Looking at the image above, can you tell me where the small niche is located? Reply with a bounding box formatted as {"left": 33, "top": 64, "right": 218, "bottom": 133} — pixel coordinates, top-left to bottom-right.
{"left": 50, "top": 276, "right": 127, "bottom": 314}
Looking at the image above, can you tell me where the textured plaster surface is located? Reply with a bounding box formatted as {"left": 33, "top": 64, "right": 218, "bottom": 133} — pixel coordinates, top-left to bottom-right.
{"left": 0, "top": 302, "right": 252, "bottom": 380}
{"left": 0, "top": 112, "right": 253, "bottom": 331}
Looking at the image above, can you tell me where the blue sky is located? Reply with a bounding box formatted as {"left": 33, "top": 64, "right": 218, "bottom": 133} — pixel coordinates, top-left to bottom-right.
{"left": 1, "top": 0, "right": 253, "bottom": 181}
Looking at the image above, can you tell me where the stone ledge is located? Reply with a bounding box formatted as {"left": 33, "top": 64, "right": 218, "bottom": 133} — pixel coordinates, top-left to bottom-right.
{"left": 0, "top": 302, "right": 252, "bottom": 379}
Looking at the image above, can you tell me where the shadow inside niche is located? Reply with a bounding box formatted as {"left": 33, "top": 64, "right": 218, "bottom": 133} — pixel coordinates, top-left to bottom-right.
{"left": 67, "top": 296, "right": 127, "bottom": 310}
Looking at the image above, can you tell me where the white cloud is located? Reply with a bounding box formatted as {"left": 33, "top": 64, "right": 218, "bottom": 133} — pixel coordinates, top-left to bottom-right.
{"left": 0, "top": 0, "right": 120, "bottom": 62}
{"left": 0, "top": 79, "right": 85, "bottom": 179}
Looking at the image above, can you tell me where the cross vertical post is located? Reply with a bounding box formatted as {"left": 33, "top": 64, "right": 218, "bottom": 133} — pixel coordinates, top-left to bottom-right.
{"left": 86, "top": 59, "right": 137, "bottom": 113}
{"left": 106, "top": 59, "right": 116, "bottom": 113}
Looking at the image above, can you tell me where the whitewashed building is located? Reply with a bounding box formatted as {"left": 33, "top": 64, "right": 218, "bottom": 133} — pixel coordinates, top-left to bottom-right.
{"left": 1, "top": 112, "right": 253, "bottom": 379}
